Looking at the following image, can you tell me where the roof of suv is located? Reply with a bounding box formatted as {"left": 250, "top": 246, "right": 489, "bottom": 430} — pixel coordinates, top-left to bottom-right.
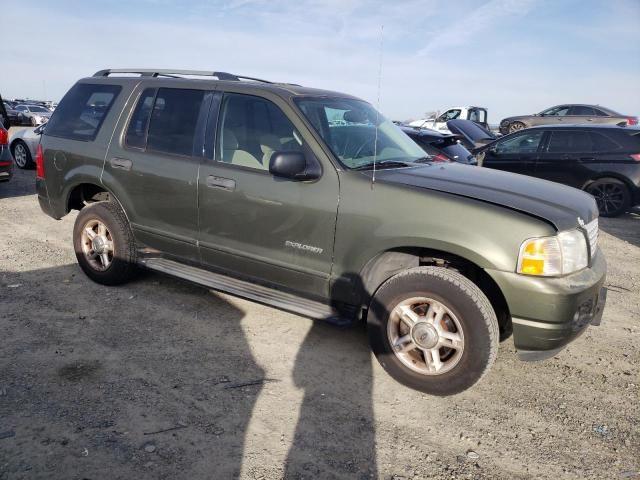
{"left": 85, "top": 69, "right": 360, "bottom": 100}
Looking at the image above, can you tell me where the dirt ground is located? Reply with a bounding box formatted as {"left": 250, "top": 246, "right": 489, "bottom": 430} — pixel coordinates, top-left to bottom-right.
{"left": 1, "top": 162, "right": 639, "bottom": 480}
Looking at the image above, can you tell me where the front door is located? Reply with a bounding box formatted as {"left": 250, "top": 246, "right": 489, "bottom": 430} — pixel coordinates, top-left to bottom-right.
{"left": 482, "top": 129, "right": 544, "bottom": 175}
{"left": 197, "top": 92, "right": 339, "bottom": 298}
{"left": 103, "top": 85, "right": 211, "bottom": 261}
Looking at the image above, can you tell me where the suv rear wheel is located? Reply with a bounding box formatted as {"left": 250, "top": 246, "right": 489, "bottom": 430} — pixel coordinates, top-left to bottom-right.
{"left": 73, "top": 201, "right": 137, "bottom": 285}
{"left": 367, "top": 266, "right": 499, "bottom": 395}
{"left": 585, "top": 178, "right": 631, "bottom": 217}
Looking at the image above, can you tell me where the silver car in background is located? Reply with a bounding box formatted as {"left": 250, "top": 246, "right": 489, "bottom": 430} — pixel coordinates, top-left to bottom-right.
{"left": 9, "top": 125, "right": 43, "bottom": 169}
{"left": 14, "top": 104, "right": 51, "bottom": 126}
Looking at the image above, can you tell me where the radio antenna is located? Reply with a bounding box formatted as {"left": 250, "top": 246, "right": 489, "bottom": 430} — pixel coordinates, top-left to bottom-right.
{"left": 372, "top": 24, "right": 384, "bottom": 188}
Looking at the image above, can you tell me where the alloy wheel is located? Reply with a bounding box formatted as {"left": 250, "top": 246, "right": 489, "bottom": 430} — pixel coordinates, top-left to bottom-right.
{"left": 80, "top": 219, "right": 115, "bottom": 271}
{"left": 588, "top": 182, "right": 625, "bottom": 216}
{"left": 387, "top": 297, "right": 465, "bottom": 375}
{"left": 13, "top": 143, "right": 28, "bottom": 168}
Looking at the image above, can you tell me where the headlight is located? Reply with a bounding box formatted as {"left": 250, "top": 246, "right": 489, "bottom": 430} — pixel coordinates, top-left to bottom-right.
{"left": 517, "top": 229, "right": 588, "bottom": 276}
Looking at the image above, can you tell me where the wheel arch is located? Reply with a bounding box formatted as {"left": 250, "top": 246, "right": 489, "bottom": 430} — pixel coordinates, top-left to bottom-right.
{"left": 581, "top": 173, "right": 635, "bottom": 192}
{"left": 65, "top": 182, "right": 130, "bottom": 223}
{"left": 355, "top": 246, "right": 512, "bottom": 340}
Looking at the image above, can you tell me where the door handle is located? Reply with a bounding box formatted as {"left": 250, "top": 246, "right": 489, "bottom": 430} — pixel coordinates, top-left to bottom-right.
{"left": 110, "top": 157, "right": 132, "bottom": 171}
{"left": 206, "top": 175, "right": 236, "bottom": 191}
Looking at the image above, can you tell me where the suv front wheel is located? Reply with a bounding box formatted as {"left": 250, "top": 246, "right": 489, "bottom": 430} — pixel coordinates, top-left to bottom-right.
{"left": 368, "top": 266, "right": 499, "bottom": 395}
{"left": 73, "top": 201, "right": 137, "bottom": 285}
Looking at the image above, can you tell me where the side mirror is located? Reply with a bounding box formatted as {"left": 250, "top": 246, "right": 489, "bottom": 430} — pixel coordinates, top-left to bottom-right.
{"left": 269, "top": 151, "right": 320, "bottom": 181}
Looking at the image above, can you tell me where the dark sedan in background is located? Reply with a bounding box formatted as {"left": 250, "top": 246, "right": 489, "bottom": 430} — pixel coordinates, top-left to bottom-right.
{"left": 401, "top": 126, "right": 477, "bottom": 164}
{"left": 499, "top": 104, "right": 638, "bottom": 135}
{"left": 476, "top": 124, "right": 640, "bottom": 216}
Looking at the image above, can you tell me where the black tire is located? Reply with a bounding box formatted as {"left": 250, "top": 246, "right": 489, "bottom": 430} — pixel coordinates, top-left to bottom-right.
{"left": 585, "top": 178, "right": 631, "bottom": 217}
{"left": 508, "top": 121, "right": 526, "bottom": 133}
{"left": 73, "top": 201, "right": 137, "bottom": 286}
{"left": 367, "top": 266, "right": 499, "bottom": 395}
{"left": 11, "top": 140, "right": 34, "bottom": 169}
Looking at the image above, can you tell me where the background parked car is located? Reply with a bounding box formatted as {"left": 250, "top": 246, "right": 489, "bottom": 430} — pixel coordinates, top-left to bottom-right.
{"left": 10, "top": 124, "right": 44, "bottom": 169}
{"left": 499, "top": 104, "right": 638, "bottom": 135}
{"left": 408, "top": 106, "right": 489, "bottom": 133}
{"left": 0, "top": 121, "right": 13, "bottom": 182}
{"left": 13, "top": 104, "right": 51, "bottom": 126}
{"left": 476, "top": 124, "right": 640, "bottom": 216}
{"left": 401, "top": 126, "right": 477, "bottom": 164}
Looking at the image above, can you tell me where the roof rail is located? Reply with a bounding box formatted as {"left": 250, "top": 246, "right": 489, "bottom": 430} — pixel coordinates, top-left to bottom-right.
{"left": 92, "top": 69, "right": 274, "bottom": 84}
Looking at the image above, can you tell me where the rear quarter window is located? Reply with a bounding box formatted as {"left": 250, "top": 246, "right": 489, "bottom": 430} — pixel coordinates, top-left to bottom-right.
{"left": 45, "top": 83, "right": 121, "bottom": 142}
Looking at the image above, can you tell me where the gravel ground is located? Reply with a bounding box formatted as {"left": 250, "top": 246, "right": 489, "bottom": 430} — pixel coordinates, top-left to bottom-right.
{"left": 1, "top": 162, "right": 639, "bottom": 480}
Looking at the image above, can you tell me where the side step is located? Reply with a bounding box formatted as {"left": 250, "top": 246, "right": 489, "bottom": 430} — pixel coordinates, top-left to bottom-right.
{"left": 140, "top": 257, "right": 341, "bottom": 321}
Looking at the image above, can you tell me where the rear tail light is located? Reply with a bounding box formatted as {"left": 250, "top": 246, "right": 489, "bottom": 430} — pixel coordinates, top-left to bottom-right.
{"left": 630, "top": 153, "right": 640, "bottom": 162}
{"left": 0, "top": 127, "right": 8, "bottom": 146}
{"left": 432, "top": 153, "right": 450, "bottom": 162}
{"left": 36, "top": 144, "right": 45, "bottom": 178}
{"left": 628, "top": 117, "right": 638, "bottom": 126}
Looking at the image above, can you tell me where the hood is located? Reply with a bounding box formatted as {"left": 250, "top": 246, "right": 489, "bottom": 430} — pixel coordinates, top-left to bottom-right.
{"left": 369, "top": 163, "right": 598, "bottom": 231}
{"left": 446, "top": 119, "right": 496, "bottom": 150}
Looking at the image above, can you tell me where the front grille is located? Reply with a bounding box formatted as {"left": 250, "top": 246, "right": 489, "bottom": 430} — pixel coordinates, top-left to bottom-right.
{"left": 585, "top": 218, "right": 598, "bottom": 258}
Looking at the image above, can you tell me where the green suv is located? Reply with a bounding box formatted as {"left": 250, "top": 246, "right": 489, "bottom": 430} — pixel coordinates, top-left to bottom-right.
{"left": 36, "top": 69, "right": 607, "bottom": 395}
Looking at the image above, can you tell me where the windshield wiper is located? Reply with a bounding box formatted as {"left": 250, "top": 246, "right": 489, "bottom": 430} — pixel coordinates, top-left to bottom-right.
{"left": 413, "top": 156, "right": 432, "bottom": 163}
{"left": 352, "top": 160, "right": 411, "bottom": 171}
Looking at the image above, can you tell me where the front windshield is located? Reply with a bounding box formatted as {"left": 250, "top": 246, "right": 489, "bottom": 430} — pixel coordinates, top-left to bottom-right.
{"left": 295, "top": 97, "right": 426, "bottom": 169}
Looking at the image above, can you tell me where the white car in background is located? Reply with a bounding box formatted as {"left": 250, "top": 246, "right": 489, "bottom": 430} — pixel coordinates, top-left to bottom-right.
{"left": 13, "top": 104, "right": 51, "bottom": 126}
{"left": 409, "top": 106, "right": 489, "bottom": 133}
{"left": 9, "top": 125, "right": 43, "bottom": 169}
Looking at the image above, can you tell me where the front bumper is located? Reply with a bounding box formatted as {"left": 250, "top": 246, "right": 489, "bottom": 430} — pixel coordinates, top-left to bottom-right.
{"left": 486, "top": 251, "right": 607, "bottom": 359}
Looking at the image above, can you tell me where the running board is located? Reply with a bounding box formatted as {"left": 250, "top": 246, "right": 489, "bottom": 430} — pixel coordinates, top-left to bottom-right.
{"left": 140, "top": 257, "right": 342, "bottom": 321}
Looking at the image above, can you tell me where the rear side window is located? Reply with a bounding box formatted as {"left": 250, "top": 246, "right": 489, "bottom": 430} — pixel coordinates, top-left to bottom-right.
{"left": 590, "top": 132, "right": 620, "bottom": 152}
{"left": 45, "top": 83, "right": 121, "bottom": 141}
{"left": 125, "top": 88, "right": 156, "bottom": 149}
{"left": 125, "top": 88, "right": 206, "bottom": 156}
{"left": 547, "top": 131, "right": 621, "bottom": 153}
{"left": 569, "top": 106, "right": 595, "bottom": 116}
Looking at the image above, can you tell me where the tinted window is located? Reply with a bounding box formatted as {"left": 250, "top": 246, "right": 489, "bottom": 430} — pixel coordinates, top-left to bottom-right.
{"left": 146, "top": 88, "right": 205, "bottom": 156}
{"left": 569, "top": 106, "right": 595, "bottom": 116}
{"left": 125, "top": 88, "right": 156, "bottom": 149}
{"left": 16, "top": 105, "right": 26, "bottom": 111}
{"left": 495, "top": 131, "right": 543, "bottom": 154}
{"left": 45, "top": 83, "right": 121, "bottom": 141}
{"left": 218, "top": 93, "right": 304, "bottom": 170}
{"left": 590, "top": 132, "right": 620, "bottom": 152}
{"left": 546, "top": 131, "right": 614, "bottom": 153}
{"left": 593, "top": 108, "right": 608, "bottom": 117}
{"left": 28, "top": 105, "right": 49, "bottom": 113}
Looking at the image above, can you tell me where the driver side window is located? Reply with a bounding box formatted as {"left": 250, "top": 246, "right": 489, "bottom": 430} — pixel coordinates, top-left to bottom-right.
{"left": 216, "top": 93, "right": 303, "bottom": 171}
{"left": 495, "top": 131, "right": 544, "bottom": 154}
{"left": 543, "top": 106, "right": 570, "bottom": 116}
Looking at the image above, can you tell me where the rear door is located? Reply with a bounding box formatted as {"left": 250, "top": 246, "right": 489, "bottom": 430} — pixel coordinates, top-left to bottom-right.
{"left": 534, "top": 130, "right": 594, "bottom": 187}
{"left": 567, "top": 106, "right": 596, "bottom": 125}
{"left": 103, "top": 84, "right": 212, "bottom": 261}
{"left": 481, "top": 129, "right": 543, "bottom": 175}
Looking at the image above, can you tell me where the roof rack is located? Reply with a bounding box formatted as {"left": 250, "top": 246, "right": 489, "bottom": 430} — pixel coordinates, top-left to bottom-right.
{"left": 92, "top": 69, "right": 274, "bottom": 84}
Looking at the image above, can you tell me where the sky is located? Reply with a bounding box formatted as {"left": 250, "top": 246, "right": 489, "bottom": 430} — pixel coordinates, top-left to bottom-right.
{"left": 2, "top": 0, "right": 639, "bottom": 122}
